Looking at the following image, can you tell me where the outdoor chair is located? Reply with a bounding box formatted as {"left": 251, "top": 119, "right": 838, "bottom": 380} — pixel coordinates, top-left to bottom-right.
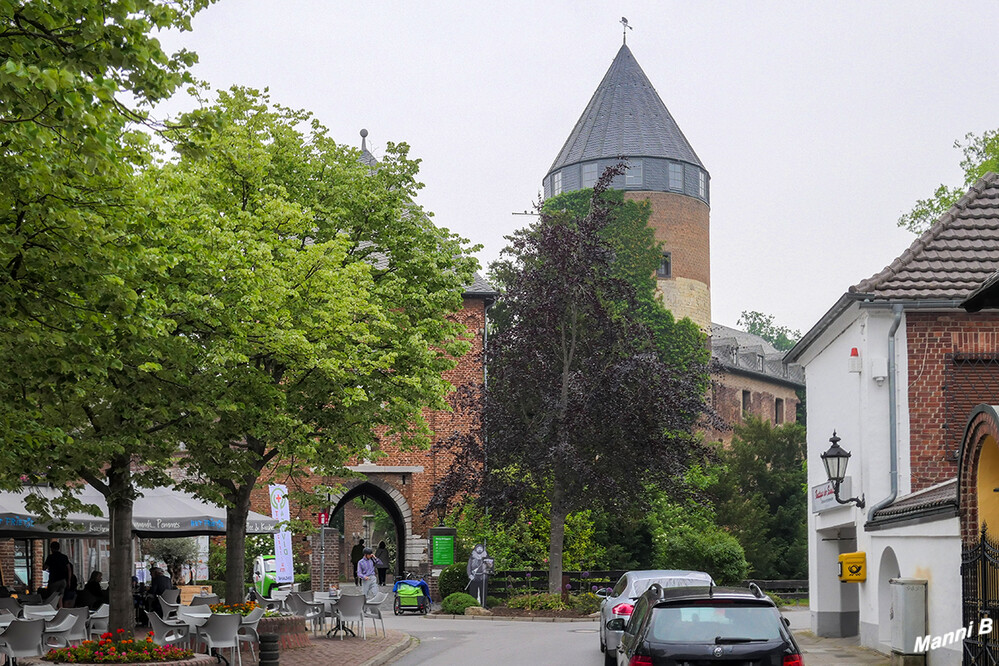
{"left": 286, "top": 593, "right": 323, "bottom": 636}
{"left": 0, "top": 600, "right": 20, "bottom": 618}
{"left": 44, "top": 608, "right": 88, "bottom": 647}
{"left": 237, "top": 607, "right": 264, "bottom": 661}
{"left": 87, "top": 604, "right": 109, "bottom": 638}
{"left": 41, "top": 590, "right": 62, "bottom": 608}
{"left": 189, "top": 594, "right": 219, "bottom": 607}
{"left": 148, "top": 612, "right": 190, "bottom": 649}
{"left": 158, "top": 594, "right": 180, "bottom": 618}
{"left": 198, "top": 613, "right": 241, "bottom": 666}
{"left": 42, "top": 608, "right": 79, "bottom": 649}
{"left": 334, "top": 594, "right": 366, "bottom": 641}
{"left": 160, "top": 589, "right": 180, "bottom": 605}
{"left": 21, "top": 604, "right": 56, "bottom": 621}
{"left": 0, "top": 618, "right": 44, "bottom": 664}
{"left": 249, "top": 590, "right": 282, "bottom": 613}
{"left": 363, "top": 593, "right": 388, "bottom": 637}
{"left": 16, "top": 594, "right": 40, "bottom": 605}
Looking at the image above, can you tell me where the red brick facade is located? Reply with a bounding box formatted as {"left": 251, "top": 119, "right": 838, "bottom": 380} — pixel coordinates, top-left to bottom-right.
{"left": 906, "top": 311, "right": 999, "bottom": 492}
{"left": 708, "top": 373, "right": 800, "bottom": 445}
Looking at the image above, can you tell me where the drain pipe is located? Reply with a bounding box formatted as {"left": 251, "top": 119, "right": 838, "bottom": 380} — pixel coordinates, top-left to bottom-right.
{"left": 869, "top": 304, "right": 904, "bottom": 519}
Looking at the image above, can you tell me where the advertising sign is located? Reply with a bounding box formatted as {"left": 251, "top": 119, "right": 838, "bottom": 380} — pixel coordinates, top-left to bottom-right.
{"left": 811, "top": 478, "right": 852, "bottom": 513}
{"left": 269, "top": 484, "right": 294, "bottom": 583}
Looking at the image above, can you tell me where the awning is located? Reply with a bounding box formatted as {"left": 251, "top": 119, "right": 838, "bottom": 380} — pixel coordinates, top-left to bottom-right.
{"left": 0, "top": 485, "right": 278, "bottom": 538}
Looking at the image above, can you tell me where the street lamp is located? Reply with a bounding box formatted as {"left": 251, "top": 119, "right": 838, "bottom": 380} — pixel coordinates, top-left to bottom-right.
{"left": 820, "top": 431, "right": 865, "bottom": 509}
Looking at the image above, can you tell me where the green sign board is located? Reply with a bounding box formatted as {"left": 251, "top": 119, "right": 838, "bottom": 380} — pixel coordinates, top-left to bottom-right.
{"left": 432, "top": 534, "right": 455, "bottom": 566}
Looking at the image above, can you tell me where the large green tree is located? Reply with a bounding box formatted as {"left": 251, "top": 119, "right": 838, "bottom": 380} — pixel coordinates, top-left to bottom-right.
{"left": 898, "top": 129, "right": 999, "bottom": 234}
{"left": 479, "top": 168, "right": 712, "bottom": 592}
{"left": 0, "top": 0, "right": 211, "bottom": 632}
{"left": 737, "top": 311, "right": 801, "bottom": 352}
{"left": 153, "top": 87, "right": 479, "bottom": 600}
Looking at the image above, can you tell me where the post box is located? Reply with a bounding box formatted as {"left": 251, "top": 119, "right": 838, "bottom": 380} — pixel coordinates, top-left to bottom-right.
{"left": 838, "top": 551, "right": 866, "bottom": 582}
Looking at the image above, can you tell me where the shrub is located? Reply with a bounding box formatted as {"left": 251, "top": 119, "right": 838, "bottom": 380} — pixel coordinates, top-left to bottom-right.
{"left": 568, "top": 592, "right": 601, "bottom": 614}
{"left": 654, "top": 525, "right": 748, "bottom": 585}
{"left": 486, "top": 595, "right": 502, "bottom": 608}
{"left": 507, "top": 593, "right": 566, "bottom": 611}
{"left": 294, "top": 573, "right": 311, "bottom": 592}
{"left": 441, "top": 592, "right": 479, "bottom": 615}
{"left": 437, "top": 563, "right": 468, "bottom": 599}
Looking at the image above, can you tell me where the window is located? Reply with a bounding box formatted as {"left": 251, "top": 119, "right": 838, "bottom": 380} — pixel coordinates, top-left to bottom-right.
{"left": 669, "top": 163, "right": 683, "bottom": 191}
{"left": 775, "top": 398, "right": 785, "bottom": 424}
{"left": 656, "top": 252, "right": 672, "bottom": 278}
{"left": 742, "top": 390, "right": 751, "bottom": 414}
{"left": 582, "top": 162, "right": 598, "bottom": 188}
{"left": 698, "top": 170, "right": 707, "bottom": 198}
{"left": 13, "top": 539, "right": 32, "bottom": 588}
{"left": 552, "top": 171, "right": 562, "bottom": 196}
{"left": 625, "top": 159, "right": 643, "bottom": 187}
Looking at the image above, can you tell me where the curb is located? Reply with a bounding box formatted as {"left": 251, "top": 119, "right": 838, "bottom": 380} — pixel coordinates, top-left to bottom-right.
{"left": 424, "top": 614, "right": 598, "bottom": 623}
{"left": 361, "top": 632, "right": 418, "bottom": 666}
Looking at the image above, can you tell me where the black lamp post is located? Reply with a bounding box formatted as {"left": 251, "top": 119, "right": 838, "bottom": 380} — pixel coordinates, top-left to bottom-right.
{"left": 820, "top": 431, "right": 865, "bottom": 508}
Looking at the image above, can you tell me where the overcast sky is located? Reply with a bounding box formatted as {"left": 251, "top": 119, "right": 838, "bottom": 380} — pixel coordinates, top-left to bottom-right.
{"left": 155, "top": 1, "right": 999, "bottom": 335}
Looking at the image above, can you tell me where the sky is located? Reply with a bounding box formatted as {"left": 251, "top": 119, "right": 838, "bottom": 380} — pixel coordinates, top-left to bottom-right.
{"left": 155, "top": 1, "right": 999, "bottom": 335}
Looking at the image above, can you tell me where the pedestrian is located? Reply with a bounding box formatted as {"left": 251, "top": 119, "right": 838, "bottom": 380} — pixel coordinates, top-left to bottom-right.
{"left": 350, "top": 539, "right": 365, "bottom": 587}
{"left": 42, "top": 541, "right": 70, "bottom": 608}
{"left": 147, "top": 567, "right": 174, "bottom": 616}
{"left": 375, "top": 541, "right": 390, "bottom": 587}
{"left": 63, "top": 564, "right": 79, "bottom": 608}
{"left": 356, "top": 547, "right": 382, "bottom": 599}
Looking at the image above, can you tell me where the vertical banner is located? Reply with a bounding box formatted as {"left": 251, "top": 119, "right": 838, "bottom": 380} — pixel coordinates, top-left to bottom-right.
{"left": 269, "top": 484, "right": 294, "bottom": 583}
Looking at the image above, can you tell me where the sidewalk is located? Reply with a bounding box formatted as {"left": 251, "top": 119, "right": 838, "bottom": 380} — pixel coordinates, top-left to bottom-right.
{"left": 783, "top": 609, "right": 889, "bottom": 665}
{"left": 244, "top": 630, "right": 414, "bottom": 666}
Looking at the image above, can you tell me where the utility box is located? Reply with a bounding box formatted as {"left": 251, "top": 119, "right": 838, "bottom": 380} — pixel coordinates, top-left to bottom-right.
{"left": 838, "top": 551, "right": 867, "bottom": 582}
{"left": 890, "top": 578, "right": 926, "bottom": 666}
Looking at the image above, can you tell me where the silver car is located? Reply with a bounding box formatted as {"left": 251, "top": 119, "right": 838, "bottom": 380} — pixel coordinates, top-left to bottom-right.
{"left": 597, "top": 569, "right": 714, "bottom": 665}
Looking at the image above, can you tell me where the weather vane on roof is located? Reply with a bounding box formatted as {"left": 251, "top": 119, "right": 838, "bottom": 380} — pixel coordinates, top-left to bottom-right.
{"left": 620, "top": 17, "right": 632, "bottom": 44}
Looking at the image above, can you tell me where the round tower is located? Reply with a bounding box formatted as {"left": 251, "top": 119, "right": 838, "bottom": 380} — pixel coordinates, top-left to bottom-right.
{"left": 542, "top": 44, "right": 711, "bottom": 331}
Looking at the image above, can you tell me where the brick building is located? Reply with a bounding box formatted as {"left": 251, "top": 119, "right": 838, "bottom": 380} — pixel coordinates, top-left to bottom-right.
{"left": 787, "top": 172, "right": 999, "bottom": 663}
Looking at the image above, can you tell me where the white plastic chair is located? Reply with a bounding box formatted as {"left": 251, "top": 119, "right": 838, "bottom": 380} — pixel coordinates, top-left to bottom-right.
{"left": 0, "top": 601, "right": 20, "bottom": 618}
{"left": 44, "top": 607, "right": 88, "bottom": 646}
{"left": 21, "top": 604, "right": 56, "bottom": 621}
{"left": 189, "top": 594, "right": 219, "bottom": 607}
{"left": 160, "top": 588, "right": 180, "bottom": 605}
{"left": 87, "top": 604, "right": 109, "bottom": 638}
{"left": 148, "top": 612, "right": 190, "bottom": 649}
{"left": 0, "top": 618, "right": 44, "bottom": 663}
{"left": 237, "top": 607, "right": 265, "bottom": 660}
{"left": 158, "top": 594, "right": 181, "bottom": 618}
{"left": 334, "top": 594, "right": 366, "bottom": 641}
{"left": 363, "top": 593, "right": 388, "bottom": 637}
{"left": 286, "top": 593, "right": 323, "bottom": 635}
{"left": 198, "top": 613, "right": 242, "bottom": 666}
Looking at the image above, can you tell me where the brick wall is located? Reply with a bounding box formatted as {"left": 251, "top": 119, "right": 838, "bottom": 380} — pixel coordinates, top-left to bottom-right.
{"left": 907, "top": 311, "right": 999, "bottom": 491}
{"left": 707, "top": 371, "right": 801, "bottom": 445}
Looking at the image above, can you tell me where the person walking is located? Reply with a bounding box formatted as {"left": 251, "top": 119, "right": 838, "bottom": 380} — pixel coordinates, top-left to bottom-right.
{"left": 374, "top": 541, "right": 390, "bottom": 587}
{"left": 356, "top": 547, "right": 382, "bottom": 599}
{"left": 43, "top": 541, "right": 70, "bottom": 608}
{"left": 350, "top": 539, "right": 365, "bottom": 587}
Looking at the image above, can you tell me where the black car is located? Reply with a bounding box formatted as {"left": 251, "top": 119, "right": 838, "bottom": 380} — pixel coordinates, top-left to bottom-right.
{"left": 606, "top": 583, "right": 803, "bottom": 666}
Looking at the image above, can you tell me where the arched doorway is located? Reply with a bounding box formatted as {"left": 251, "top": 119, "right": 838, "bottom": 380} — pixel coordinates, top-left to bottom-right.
{"left": 877, "top": 547, "right": 900, "bottom": 648}
{"left": 329, "top": 479, "right": 412, "bottom": 578}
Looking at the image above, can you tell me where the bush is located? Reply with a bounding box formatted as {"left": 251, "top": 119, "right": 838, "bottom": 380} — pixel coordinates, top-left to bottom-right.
{"left": 437, "top": 563, "right": 467, "bottom": 599}
{"left": 441, "top": 592, "right": 479, "bottom": 615}
{"left": 568, "top": 592, "right": 601, "bottom": 614}
{"left": 654, "top": 525, "right": 748, "bottom": 585}
{"left": 486, "top": 595, "right": 502, "bottom": 608}
{"left": 294, "top": 573, "right": 311, "bottom": 592}
{"left": 507, "top": 593, "right": 566, "bottom": 611}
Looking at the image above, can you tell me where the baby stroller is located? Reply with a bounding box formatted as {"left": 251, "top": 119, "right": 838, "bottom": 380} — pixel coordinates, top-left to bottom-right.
{"left": 392, "top": 578, "right": 431, "bottom": 615}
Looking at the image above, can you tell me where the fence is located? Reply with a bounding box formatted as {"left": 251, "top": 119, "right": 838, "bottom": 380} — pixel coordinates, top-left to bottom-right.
{"left": 486, "top": 570, "right": 808, "bottom": 601}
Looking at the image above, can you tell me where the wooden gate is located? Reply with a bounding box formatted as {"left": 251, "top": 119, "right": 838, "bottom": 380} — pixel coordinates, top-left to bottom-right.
{"left": 963, "top": 525, "right": 999, "bottom": 664}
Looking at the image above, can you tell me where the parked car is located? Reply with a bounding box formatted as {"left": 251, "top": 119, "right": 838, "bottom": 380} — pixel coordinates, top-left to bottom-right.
{"left": 606, "top": 583, "right": 802, "bottom": 665}
{"left": 598, "top": 569, "right": 714, "bottom": 665}
{"left": 252, "top": 555, "right": 278, "bottom": 597}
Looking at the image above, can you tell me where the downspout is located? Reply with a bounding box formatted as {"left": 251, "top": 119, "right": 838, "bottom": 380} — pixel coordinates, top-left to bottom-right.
{"left": 868, "top": 304, "right": 904, "bottom": 519}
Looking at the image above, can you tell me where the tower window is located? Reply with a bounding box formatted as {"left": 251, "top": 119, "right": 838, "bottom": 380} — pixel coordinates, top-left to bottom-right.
{"left": 775, "top": 398, "right": 785, "bottom": 424}
{"left": 582, "top": 162, "right": 598, "bottom": 188}
{"left": 742, "top": 390, "right": 751, "bottom": 414}
{"left": 698, "top": 170, "right": 707, "bottom": 198}
{"left": 625, "top": 159, "right": 643, "bottom": 187}
{"left": 669, "top": 163, "right": 683, "bottom": 191}
{"left": 656, "top": 252, "right": 672, "bottom": 278}
{"left": 552, "top": 171, "right": 562, "bottom": 196}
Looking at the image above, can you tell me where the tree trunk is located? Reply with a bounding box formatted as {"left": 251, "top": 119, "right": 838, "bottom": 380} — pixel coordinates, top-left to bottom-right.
{"left": 547, "top": 502, "right": 568, "bottom": 594}
{"left": 225, "top": 485, "right": 253, "bottom": 603}
{"left": 106, "top": 457, "right": 135, "bottom": 634}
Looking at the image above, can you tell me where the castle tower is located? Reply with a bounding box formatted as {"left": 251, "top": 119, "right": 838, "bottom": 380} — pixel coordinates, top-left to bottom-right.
{"left": 543, "top": 44, "right": 711, "bottom": 330}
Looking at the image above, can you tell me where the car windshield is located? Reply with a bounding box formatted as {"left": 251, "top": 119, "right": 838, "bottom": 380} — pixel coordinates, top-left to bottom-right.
{"left": 649, "top": 602, "right": 782, "bottom": 643}
{"left": 264, "top": 560, "right": 276, "bottom": 573}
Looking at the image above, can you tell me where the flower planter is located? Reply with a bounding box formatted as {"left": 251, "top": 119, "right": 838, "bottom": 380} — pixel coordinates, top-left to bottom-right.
{"left": 45, "top": 654, "right": 217, "bottom": 665}
{"left": 258, "top": 615, "right": 310, "bottom": 649}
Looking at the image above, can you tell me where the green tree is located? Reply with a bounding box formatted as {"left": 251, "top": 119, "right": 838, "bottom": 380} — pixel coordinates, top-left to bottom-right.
{"left": 898, "top": 129, "right": 999, "bottom": 233}
{"left": 143, "top": 538, "right": 200, "bottom": 584}
{"left": 152, "top": 87, "right": 479, "bottom": 601}
{"left": 0, "top": 0, "right": 212, "bottom": 632}
{"left": 737, "top": 311, "right": 801, "bottom": 352}
{"left": 479, "top": 168, "right": 711, "bottom": 592}
{"left": 711, "top": 417, "right": 808, "bottom": 579}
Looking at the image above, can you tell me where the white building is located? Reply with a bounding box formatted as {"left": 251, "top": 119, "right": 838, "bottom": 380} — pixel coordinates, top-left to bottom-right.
{"left": 786, "top": 173, "right": 999, "bottom": 665}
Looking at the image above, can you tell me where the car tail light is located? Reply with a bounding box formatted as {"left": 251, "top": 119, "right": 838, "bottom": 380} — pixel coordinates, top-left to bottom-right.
{"left": 612, "top": 603, "right": 635, "bottom": 616}
{"left": 783, "top": 655, "right": 804, "bottom": 666}
{"left": 628, "top": 656, "right": 653, "bottom": 666}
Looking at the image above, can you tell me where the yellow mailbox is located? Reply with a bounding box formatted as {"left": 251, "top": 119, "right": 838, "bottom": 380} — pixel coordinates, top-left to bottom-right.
{"left": 838, "top": 551, "right": 866, "bottom": 582}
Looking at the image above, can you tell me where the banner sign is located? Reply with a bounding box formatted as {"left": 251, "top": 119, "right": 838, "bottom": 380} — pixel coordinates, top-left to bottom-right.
{"left": 269, "top": 484, "right": 294, "bottom": 583}
{"left": 812, "top": 478, "right": 852, "bottom": 513}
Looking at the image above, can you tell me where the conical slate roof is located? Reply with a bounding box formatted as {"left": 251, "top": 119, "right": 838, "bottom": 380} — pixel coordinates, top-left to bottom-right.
{"left": 547, "top": 44, "right": 703, "bottom": 177}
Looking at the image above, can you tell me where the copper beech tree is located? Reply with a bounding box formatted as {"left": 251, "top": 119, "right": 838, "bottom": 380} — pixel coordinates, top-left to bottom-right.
{"left": 432, "top": 167, "right": 714, "bottom": 593}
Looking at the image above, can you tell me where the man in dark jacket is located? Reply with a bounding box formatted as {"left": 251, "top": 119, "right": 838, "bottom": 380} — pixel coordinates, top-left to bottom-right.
{"left": 43, "top": 542, "right": 70, "bottom": 607}
{"left": 147, "top": 568, "right": 174, "bottom": 617}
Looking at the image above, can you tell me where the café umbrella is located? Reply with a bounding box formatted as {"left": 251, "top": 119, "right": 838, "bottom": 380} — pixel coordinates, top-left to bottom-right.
{"left": 0, "top": 485, "right": 278, "bottom": 537}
